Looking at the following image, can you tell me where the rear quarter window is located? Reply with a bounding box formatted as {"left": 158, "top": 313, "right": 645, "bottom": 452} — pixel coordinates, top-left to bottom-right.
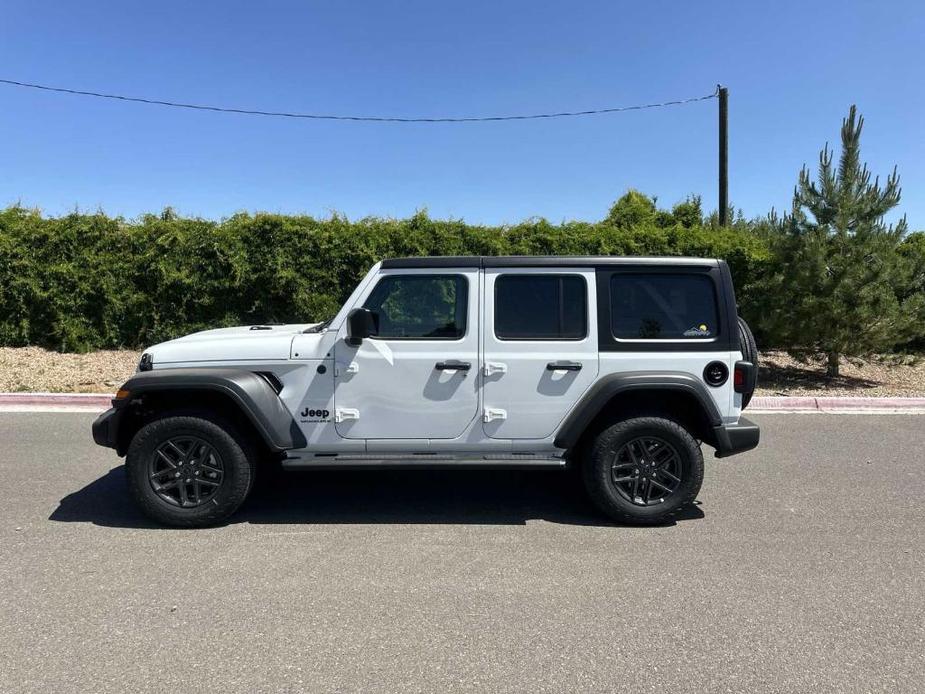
{"left": 610, "top": 274, "right": 719, "bottom": 340}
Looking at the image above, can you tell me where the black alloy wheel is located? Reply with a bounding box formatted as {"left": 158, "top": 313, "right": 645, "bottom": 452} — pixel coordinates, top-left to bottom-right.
{"left": 148, "top": 436, "right": 225, "bottom": 508}
{"left": 582, "top": 416, "right": 704, "bottom": 525}
{"left": 610, "top": 436, "right": 682, "bottom": 506}
{"left": 127, "top": 413, "right": 256, "bottom": 527}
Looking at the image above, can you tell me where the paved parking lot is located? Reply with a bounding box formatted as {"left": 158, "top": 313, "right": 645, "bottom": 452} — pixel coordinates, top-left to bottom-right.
{"left": 0, "top": 412, "right": 922, "bottom": 693}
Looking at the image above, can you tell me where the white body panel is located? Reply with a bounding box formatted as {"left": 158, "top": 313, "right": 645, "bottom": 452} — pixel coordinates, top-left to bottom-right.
{"left": 332, "top": 268, "right": 481, "bottom": 440}
{"left": 599, "top": 351, "right": 740, "bottom": 423}
{"left": 481, "top": 268, "right": 600, "bottom": 439}
{"left": 152, "top": 323, "right": 320, "bottom": 364}
{"left": 141, "top": 260, "right": 744, "bottom": 460}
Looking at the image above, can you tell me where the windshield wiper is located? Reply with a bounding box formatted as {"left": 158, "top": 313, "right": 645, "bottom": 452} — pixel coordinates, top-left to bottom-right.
{"left": 303, "top": 319, "right": 331, "bottom": 334}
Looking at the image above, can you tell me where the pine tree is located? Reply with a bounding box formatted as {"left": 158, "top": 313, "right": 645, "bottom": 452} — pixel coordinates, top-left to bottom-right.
{"left": 757, "top": 106, "right": 918, "bottom": 378}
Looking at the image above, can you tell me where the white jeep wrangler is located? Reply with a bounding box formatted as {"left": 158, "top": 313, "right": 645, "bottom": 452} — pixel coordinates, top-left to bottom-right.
{"left": 93, "top": 256, "right": 759, "bottom": 527}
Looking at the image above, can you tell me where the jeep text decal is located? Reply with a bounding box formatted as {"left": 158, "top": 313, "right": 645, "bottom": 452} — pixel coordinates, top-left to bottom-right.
{"left": 300, "top": 407, "right": 331, "bottom": 423}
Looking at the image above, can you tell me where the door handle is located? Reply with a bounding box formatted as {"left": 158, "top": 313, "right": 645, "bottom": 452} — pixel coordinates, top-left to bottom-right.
{"left": 546, "top": 361, "right": 582, "bottom": 371}
{"left": 435, "top": 361, "right": 471, "bottom": 371}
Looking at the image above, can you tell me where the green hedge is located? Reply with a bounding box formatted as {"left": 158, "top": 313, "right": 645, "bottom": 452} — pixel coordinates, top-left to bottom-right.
{"left": 0, "top": 204, "right": 772, "bottom": 352}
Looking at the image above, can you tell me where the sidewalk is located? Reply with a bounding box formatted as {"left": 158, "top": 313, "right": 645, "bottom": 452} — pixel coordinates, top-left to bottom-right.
{"left": 2, "top": 392, "right": 925, "bottom": 414}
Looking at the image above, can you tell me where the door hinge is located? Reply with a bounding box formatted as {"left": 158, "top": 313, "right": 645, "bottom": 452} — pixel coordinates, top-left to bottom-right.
{"left": 335, "top": 407, "right": 360, "bottom": 423}
{"left": 483, "top": 362, "right": 507, "bottom": 376}
{"left": 335, "top": 362, "right": 360, "bottom": 377}
{"left": 483, "top": 407, "right": 507, "bottom": 423}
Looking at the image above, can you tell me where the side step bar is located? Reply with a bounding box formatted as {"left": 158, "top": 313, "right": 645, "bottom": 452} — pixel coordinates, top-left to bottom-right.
{"left": 282, "top": 453, "right": 567, "bottom": 470}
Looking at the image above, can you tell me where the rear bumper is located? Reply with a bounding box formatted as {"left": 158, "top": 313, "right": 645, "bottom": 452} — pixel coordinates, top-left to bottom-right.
{"left": 713, "top": 416, "right": 760, "bottom": 458}
{"left": 92, "top": 407, "right": 121, "bottom": 450}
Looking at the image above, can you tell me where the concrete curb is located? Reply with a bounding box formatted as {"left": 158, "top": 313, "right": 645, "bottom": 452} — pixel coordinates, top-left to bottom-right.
{"left": 1, "top": 392, "right": 924, "bottom": 414}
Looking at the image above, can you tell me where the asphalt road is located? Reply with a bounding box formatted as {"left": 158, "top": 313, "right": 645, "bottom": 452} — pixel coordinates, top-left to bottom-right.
{"left": 0, "top": 413, "right": 922, "bottom": 693}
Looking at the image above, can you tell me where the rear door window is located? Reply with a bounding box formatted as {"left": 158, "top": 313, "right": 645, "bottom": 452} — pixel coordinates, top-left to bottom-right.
{"left": 494, "top": 275, "right": 587, "bottom": 340}
{"left": 610, "top": 274, "right": 719, "bottom": 340}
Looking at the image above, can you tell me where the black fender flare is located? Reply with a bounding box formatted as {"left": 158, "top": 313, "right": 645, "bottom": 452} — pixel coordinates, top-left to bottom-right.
{"left": 553, "top": 371, "right": 722, "bottom": 450}
{"left": 112, "top": 368, "right": 306, "bottom": 452}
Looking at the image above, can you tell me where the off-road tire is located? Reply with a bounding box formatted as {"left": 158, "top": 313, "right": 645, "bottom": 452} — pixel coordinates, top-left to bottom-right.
{"left": 126, "top": 413, "right": 256, "bottom": 527}
{"left": 582, "top": 417, "right": 704, "bottom": 525}
{"left": 737, "top": 316, "right": 759, "bottom": 409}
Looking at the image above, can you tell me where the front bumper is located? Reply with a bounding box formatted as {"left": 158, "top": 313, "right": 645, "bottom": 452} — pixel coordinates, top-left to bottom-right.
{"left": 712, "top": 416, "right": 760, "bottom": 458}
{"left": 92, "top": 407, "right": 121, "bottom": 450}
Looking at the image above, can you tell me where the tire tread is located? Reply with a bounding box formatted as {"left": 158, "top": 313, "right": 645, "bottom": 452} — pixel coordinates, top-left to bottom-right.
{"left": 126, "top": 413, "right": 255, "bottom": 527}
{"left": 582, "top": 416, "right": 703, "bottom": 525}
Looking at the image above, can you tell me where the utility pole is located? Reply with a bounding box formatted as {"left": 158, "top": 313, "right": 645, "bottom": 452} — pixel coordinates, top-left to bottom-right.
{"left": 718, "top": 85, "right": 728, "bottom": 226}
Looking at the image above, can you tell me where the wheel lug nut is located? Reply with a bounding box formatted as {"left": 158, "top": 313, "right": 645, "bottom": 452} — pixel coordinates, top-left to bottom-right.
{"left": 174, "top": 472, "right": 181, "bottom": 478}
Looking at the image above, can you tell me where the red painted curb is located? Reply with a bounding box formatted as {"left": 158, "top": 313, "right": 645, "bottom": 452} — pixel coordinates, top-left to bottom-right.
{"left": 750, "top": 396, "right": 818, "bottom": 410}
{"left": 750, "top": 396, "right": 925, "bottom": 411}
{"left": 815, "top": 397, "right": 925, "bottom": 410}
{"left": 2, "top": 393, "right": 924, "bottom": 413}
{"left": 0, "top": 393, "right": 112, "bottom": 408}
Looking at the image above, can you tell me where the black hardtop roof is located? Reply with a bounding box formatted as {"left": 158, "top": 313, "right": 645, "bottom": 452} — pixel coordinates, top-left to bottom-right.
{"left": 380, "top": 255, "right": 721, "bottom": 269}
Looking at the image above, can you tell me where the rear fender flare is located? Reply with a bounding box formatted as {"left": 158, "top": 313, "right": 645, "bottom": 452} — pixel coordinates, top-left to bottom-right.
{"left": 553, "top": 371, "right": 722, "bottom": 451}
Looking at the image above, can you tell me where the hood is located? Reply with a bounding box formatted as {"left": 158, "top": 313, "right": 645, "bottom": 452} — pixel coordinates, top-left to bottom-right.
{"left": 147, "top": 323, "right": 321, "bottom": 364}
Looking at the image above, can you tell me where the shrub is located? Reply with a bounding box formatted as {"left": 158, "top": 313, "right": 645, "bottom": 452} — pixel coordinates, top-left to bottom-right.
{"left": 0, "top": 204, "right": 773, "bottom": 351}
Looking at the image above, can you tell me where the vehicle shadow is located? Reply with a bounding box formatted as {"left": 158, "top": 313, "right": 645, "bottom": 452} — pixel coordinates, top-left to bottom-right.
{"left": 49, "top": 465, "right": 705, "bottom": 529}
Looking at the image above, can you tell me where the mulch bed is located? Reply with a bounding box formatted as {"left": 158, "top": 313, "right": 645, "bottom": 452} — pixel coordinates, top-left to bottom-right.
{"left": 1, "top": 347, "right": 922, "bottom": 397}
{"left": 754, "top": 350, "right": 925, "bottom": 397}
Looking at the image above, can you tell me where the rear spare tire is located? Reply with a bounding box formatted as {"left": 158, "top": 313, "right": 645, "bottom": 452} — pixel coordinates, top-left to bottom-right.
{"left": 737, "top": 316, "right": 758, "bottom": 409}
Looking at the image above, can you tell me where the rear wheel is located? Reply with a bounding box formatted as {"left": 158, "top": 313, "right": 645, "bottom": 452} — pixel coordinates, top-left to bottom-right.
{"left": 126, "top": 414, "right": 256, "bottom": 527}
{"left": 582, "top": 417, "right": 703, "bottom": 525}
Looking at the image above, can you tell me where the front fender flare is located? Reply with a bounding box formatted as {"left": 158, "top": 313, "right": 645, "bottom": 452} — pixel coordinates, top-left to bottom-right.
{"left": 111, "top": 368, "right": 306, "bottom": 452}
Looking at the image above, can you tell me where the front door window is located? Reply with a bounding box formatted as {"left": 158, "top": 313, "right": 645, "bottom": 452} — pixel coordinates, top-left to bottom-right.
{"left": 363, "top": 275, "right": 468, "bottom": 340}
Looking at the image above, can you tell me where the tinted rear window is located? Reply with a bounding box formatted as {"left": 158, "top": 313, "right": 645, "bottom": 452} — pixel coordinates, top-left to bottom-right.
{"left": 495, "top": 275, "right": 587, "bottom": 340}
{"left": 610, "top": 274, "right": 719, "bottom": 339}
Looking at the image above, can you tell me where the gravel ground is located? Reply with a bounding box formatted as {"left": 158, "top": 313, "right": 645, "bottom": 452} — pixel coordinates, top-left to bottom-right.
{"left": 754, "top": 350, "right": 925, "bottom": 397}
{"left": 0, "top": 347, "right": 141, "bottom": 393}
{"left": 1, "top": 346, "right": 923, "bottom": 396}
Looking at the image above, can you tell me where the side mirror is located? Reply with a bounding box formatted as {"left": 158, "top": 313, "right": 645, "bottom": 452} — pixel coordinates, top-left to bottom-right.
{"left": 346, "top": 308, "right": 377, "bottom": 345}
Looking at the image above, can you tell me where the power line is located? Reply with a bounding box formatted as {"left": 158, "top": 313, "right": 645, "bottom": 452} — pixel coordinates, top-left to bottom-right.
{"left": 0, "top": 78, "right": 717, "bottom": 123}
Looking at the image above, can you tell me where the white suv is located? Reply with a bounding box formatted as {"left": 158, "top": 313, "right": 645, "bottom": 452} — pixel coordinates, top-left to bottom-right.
{"left": 93, "top": 256, "right": 759, "bottom": 527}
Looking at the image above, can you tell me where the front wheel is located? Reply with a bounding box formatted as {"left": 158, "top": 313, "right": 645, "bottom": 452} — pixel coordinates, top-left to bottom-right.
{"left": 582, "top": 417, "right": 703, "bottom": 525}
{"left": 125, "top": 414, "right": 256, "bottom": 527}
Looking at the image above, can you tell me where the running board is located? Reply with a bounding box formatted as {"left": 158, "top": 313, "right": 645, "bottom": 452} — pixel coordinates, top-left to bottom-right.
{"left": 282, "top": 453, "right": 567, "bottom": 470}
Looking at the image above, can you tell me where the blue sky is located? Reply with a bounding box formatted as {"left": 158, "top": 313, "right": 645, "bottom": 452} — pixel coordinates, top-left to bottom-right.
{"left": 1, "top": 1, "right": 922, "bottom": 228}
